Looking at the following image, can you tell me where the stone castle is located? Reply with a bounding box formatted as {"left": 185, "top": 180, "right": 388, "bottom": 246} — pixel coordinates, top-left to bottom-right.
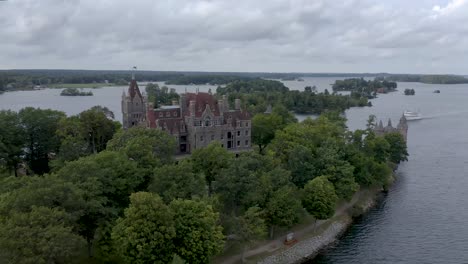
{"left": 374, "top": 114, "right": 408, "bottom": 141}
{"left": 122, "top": 78, "right": 251, "bottom": 154}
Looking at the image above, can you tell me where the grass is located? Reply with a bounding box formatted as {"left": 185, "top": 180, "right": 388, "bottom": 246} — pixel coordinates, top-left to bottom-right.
{"left": 48, "top": 83, "right": 115, "bottom": 89}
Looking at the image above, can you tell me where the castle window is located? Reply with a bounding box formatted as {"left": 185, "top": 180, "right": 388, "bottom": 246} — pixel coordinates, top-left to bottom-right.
{"left": 240, "top": 121, "right": 243, "bottom": 127}
{"left": 237, "top": 141, "right": 240, "bottom": 147}
{"left": 237, "top": 131, "right": 241, "bottom": 136}
{"left": 246, "top": 121, "right": 249, "bottom": 127}
{"left": 245, "top": 140, "right": 249, "bottom": 146}
{"left": 204, "top": 117, "right": 211, "bottom": 127}
{"left": 221, "top": 134, "right": 224, "bottom": 140}
{"left": 245, "top": 130, "right": 249, "bottom": 136}
{"left": 166, "top": 112, "right": 170, "bottom": 117}
{"left": 211, "top": 135, "right": 215, "bottom": 140}
{"left": 159, "top": 112, "right": 163, "bottom": 117}
{"left": 200, "top": 136, "right": 204, "bottom": 141}
{"left": 173, "top": 111, "right": 177, "bottom": 117}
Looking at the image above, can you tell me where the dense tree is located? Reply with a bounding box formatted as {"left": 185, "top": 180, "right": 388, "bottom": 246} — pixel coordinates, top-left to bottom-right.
{"left": 170, "top": 199, "right": 225, "bottom": 263}
{"left": 384, "top": 132, "right": 409, "bottom": 164}
{"left": 0, "top": 174, "right": 85, "bottom": 221}
{"left": 0, "top": 110, "right": 24, "bottom": 176}
{"left": 19, "top": 107, "right": 66, "bottom": 174}
{"left": 0, "top": 206, "right": 86, "bottom": 264}
{"left": 107, "top": 126, "right": 176, "bottom": 167}
{"left": 56, "top": 151, "right": 144, "bottom": 255}
{"left": 112, "top": 192, "right": 176, "bottom": 264}
{"left": 264, "top": 185, "right": 302, "bottom": 238}
{"left": 286, "top": 145, "right": 316, "bottom": 188}
{"left": 149, "top": 161, "right": 206, "bottom": 203}
{"left": 191, "top": 142, "right": 233, "bottom": 196}
{"left": 302, "top": 176, "right": 338, "bottom": 220}
{"left": 215, "top": 152, "right": 283, "bottom": 212}
{"left": 234, "top": 206, "right": 267, "bottom": 262}
{"left": 78, "top": 107, "right": 119, "bottom": 154}
{"left": 145, "top": 83, "right": 180, "bottom": 107}
{"left": 252, "top": 113, "right": 282, "bottom": 153}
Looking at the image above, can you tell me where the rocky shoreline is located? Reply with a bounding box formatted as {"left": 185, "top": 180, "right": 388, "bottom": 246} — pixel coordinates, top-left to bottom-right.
{"left": 258, "top": 188, "right": 380, "bottom": 264}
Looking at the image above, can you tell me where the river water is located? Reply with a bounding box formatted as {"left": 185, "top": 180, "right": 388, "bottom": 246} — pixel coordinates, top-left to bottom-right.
{"left": 1, "top": 78, "right": 467, "bottom": 263}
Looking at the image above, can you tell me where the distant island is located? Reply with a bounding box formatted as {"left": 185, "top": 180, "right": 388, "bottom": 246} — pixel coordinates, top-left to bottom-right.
{"left": 60, "top": 88, "right": 93, "bottom": 96}
{"left": 332, "top": 78, "right": 397, "bottom": 99}
{"left": 386, "top": 74, "right": 468, "bottom": 84}
{"left": 404, "top": 89, "right": 416, "bottom": 95}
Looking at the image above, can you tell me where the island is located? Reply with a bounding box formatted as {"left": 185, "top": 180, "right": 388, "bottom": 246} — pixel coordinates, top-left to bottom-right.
{"left": 404, "top": 88, "right": 416, "bottom": 95}
{"left": 332, "top": 78, "right": 397, "bottom": 99}
{"left": 60, "top": 87, "right": 93, "bottom": 96}
{"left": 386, "top": 74, "right": 468, "bottom": 84}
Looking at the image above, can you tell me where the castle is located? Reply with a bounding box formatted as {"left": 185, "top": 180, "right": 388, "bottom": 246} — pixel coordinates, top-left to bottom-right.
{"left": 122, "top": 78, "right": 251, "bottom": 154}
{"left": 374, "top": 115, "right": 408, "bottom": 141}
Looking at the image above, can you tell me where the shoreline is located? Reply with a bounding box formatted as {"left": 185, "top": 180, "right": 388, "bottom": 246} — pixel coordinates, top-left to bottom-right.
{"left": 255, "top": 187, "right": 384, "bottom": 264}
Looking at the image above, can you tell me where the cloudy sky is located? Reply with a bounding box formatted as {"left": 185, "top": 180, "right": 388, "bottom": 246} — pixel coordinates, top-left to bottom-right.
{"left": 0, "top": 0, "right": 467, "bottom": 74}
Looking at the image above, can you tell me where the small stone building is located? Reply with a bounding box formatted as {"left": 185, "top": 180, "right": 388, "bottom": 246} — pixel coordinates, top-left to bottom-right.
{"left": 122, "top": 79, "right": 251, "bottom": 154}
{"left": 374, "top": 115, "right": 408, "bottom": 141}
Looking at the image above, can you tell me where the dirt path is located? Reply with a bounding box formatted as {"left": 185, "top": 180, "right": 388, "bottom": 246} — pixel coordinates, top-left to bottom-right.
{"left": 218, "top": 192, "right": 363, "bottom": 264}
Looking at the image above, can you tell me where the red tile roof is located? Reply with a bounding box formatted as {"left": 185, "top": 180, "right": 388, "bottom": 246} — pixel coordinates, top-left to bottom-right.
{"left": 184, "top": 92, "right": 220, "bottom": 117}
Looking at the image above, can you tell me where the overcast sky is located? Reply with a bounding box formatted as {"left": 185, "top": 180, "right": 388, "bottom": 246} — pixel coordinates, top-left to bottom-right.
{"left": 1, "top": 0, "right": 467, "bottom": 74}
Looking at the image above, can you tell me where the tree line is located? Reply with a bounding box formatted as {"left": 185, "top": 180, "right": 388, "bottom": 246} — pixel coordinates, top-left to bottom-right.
{"left": 217, "top": 79, "right": 370, "bottom": 114}
{"left": 332, "top": 78, "right": 398, "bottom": 98}
{"left": 0, "top": 103, "right": 408, "bottom": 263}
{"left": 386, "top": 74, "right": 468, "bottom": 84}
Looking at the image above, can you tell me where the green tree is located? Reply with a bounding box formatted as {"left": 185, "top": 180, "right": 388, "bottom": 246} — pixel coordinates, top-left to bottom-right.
{"left": 191, "top": 142, "right": 233, "bottom": 196}
{"left": 384, "top": 132, "right": 409, "bottom": 164}
{"left": 149, "top": 161, "right": 206, "bottom": 203}
{"left": 302, "top": 176, "right": 338, "bottom": 220}
{"left": 251, "top": 113, "right": 283, "bottom": 154}
{"left": 107, "top": 126, "right": 176, "bottom": 166}
{"left": 0, "top": 110, "right": 24, "bottom": 176}
{"left": 235, "top": 206, "right": 267, "bottom": 262}
{"left": 264, "top": 185, "right": 302, "bottom": 238}
{"left": 56, "top": 151, "right": 144, "bottom": 255}
{"left": 170, "top": 199, "right": 224, "bottom": 264}
{"left": 19, "top": 107, "right": 66, "bottom": 174}
{"left": 112, "top": 192, "right": 176, "bottom": 264}
{"left": 79, "top": 107, "right": 119, "bottom": 154}
{"left": 0, "top": 206, "right": 86, "bottom": 264}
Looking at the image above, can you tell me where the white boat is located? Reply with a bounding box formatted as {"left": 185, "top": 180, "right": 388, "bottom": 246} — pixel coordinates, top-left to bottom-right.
{"left": 404, "top": 110, "right": 422, "bottom": 120}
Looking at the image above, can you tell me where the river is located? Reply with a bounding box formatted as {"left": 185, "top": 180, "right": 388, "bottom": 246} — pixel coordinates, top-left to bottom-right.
{"left": 1, "top": 78, "right": 467, "bottom": 263}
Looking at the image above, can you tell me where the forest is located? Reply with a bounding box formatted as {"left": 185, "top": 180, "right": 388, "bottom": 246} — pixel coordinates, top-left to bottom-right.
{"left": 386, "top": 74, "right": 468, "bottom": 84}
{"left": 332, "top": 78, "right": 398, "bottom": 98}
{"left": 0, "top": 101, "right": 408, "bottom": 263}
{"left": 217, "top": 79, "right": 370, "bottom": 114}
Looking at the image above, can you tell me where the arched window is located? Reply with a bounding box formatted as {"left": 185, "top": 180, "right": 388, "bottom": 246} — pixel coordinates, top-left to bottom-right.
{"left": 204, "top": 116, "right": 211, "bottom": 127}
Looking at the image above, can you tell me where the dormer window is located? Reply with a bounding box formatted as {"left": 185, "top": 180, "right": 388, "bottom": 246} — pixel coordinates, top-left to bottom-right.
{"left": 204, "top": 116, "right": 211, "bottom": 127}
{"left": 166, "top": 112, "right": 170, "bottom": 117}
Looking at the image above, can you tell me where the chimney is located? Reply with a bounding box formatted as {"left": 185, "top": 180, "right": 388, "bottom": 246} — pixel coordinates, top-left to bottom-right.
{"left": 235, "top": 99, "right": 241, "bottom": 110}
{"left": 222, "top": 95, "right": 229, "bottom": 111}
{"left": 189, "top": 100, "right": 196, "bottom": 116}
{"left": 218, "top": 99, "right": 224, "bottom": 114}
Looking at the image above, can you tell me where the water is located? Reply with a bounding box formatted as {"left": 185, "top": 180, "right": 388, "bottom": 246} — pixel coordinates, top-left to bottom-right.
{"left": 0, "top": 83, "right": 218, "bottom": 121}
{"left": 2, "top": 78, "right": 468, "bottom": 263}
{"left": 312, "top": 82, "right": 468, "bottom": 264}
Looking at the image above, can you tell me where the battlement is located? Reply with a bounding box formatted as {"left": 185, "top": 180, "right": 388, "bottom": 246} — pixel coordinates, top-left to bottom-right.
{"left": 374, "top": 114, "right": 408, "bottom": 141}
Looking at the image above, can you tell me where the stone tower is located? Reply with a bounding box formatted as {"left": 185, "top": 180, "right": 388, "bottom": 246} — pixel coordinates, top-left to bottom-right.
{"left": 121, "top": 76, "right": 146, "bottom": 129}
{"left": 397, "top": 114, "right": 408, "bottom": 141}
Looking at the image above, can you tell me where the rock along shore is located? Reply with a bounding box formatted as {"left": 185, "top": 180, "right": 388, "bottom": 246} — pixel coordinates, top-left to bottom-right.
{"left": 258, "top": 188, "right": 380, "bottom": 264}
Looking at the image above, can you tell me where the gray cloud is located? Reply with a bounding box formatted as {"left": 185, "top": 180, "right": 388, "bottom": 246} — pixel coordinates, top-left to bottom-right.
{"left": 0, "top": 0, "right": 467, "bottom": 74}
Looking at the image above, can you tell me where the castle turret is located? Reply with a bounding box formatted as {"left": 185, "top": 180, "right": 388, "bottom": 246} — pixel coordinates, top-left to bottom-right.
{"left": 397, "top": 114, "right": 408, "bottom": 141}
{"left": 122, "top": 78, "right": 146, "bottom": 129}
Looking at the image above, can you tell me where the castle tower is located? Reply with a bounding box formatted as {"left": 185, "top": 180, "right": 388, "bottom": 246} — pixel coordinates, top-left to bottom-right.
{"left": 122, "top": 74, "right": 146, "bottom": 129}
{"left": 397, "top": 114, "right": 408, "bottom": 141}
